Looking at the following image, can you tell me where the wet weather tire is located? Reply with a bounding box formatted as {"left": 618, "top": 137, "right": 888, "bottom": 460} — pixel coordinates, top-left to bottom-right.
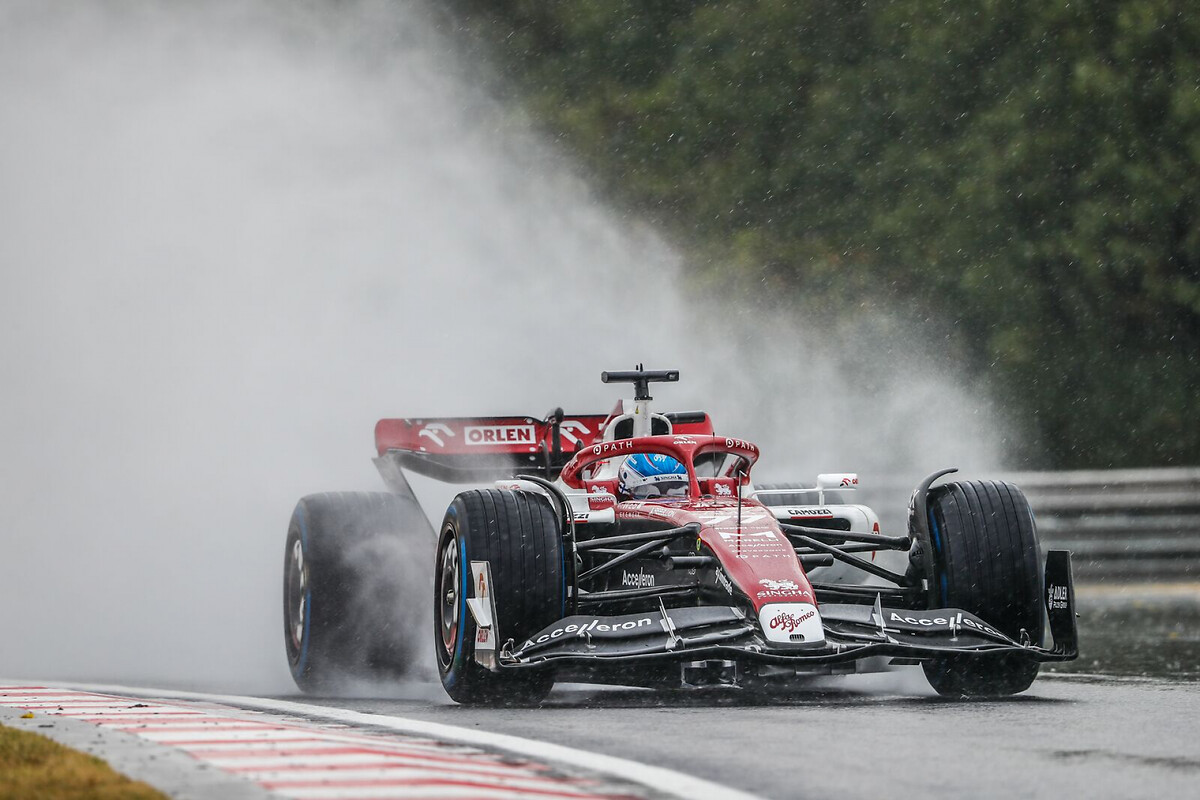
{"left": 284, "top": 492, "right": 431, "bottom": 694}
{"left": 920, "top": 480, "right": 1044, "bottom": 697}
{"left": 435, "top": 489, "right": 564, "bottom": 706}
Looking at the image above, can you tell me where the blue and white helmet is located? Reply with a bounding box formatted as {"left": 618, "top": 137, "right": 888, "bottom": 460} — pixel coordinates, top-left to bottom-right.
{"left": 618, "top": 453, "right": 689, "bottom": 499}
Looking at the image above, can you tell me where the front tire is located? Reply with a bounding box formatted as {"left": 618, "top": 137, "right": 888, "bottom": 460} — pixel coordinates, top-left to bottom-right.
{"left": 435, "top": 489, "right": 564, "bottom": 705}
{"left": 919, "top": 480, "right": 1044, "bottom": 697}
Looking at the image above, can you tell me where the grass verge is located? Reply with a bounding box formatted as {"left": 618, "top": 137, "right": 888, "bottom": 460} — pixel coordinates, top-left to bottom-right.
{"left": 0, "top": 722, "right": 166, "bottom": 800}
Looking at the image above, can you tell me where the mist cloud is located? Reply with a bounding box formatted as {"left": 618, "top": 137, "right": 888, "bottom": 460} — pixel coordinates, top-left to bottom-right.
{"left": 0, "top": 1, "right": 1002, "bottom": 692}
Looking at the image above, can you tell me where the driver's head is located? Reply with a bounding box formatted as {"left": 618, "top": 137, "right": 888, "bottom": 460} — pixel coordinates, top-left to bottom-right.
{"left": 618, "top": 453, "right": 688, "bottom": 499}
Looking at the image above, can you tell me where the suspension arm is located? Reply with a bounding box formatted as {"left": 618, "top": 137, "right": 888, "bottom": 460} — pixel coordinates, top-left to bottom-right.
{"left": 790, "top": 534, "right": 912, "bottom": 585}
{"left": 780, "top": 523, "right": 910, "bottom": 550}
{"left": 576, "top": 523, "right": 700, "bottom": 551}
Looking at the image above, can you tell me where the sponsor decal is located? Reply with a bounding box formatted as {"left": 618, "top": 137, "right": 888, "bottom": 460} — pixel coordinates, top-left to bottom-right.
{"left": 478, "top": 571, "right": 487, "bottom": 596}
{"left": 712, "top": 514, "right": 771, "bottom": 527}
{"left": 788, "top": 507, "right": 834, "bottom": 518}
{"left": 818, "top": 473, "right": 859, "bottom": 491}
{"left": 587, "top": 485, "right": 615, "bottom": 510}
{"left": 714, "top": 528, "right": 796, "bottom": 560}
{"left": 769, "top": 609, "right": 816, "bottom": 632}
{"left": 592, "top": 440, "right": 635, "bottom": 456}
{"left": 724, "top": 437, "right": 758, "bottom": 453}
{"left": 1048, "top": 584, "right": 1070, "bottom": 611}
{"left": 756, "top": 577, "right": 812, "bottom": 600}
{"left": 476, "top": 628, "right": 490, "bottom": 645}
{"left": 673, "top": 436, "right": 697, "bottom": 445}
{"left": 759, "top": 578, "right": 799, "bottom": 591}
{"left": 717, "top": 529, "right": 777, "bottom": 540}
{"left": 465, "top": 425, "right": 536, "bottom": 446}
{"left": 758, "top": 602, "right": 825, "bottom": 645}
{"left": 621, "top": 569, "right": 655, "bottom": 588}
{"left": 618, "top": 503, "right": 686, "bottom": 522}
{"left": 715, "top": 568, "right": 734, "bottom": 595}
{"left": 759, "top": 589, "right": 813, "bottom": 599}
{"left": 574, "top": 512, "right": 591, "bottom": 521}
{"left": 522, "top": 617, "right": 654, "bottom": 649}
{"left": 715, "top": 483, "right": 733, "bottom": 497}
{"left": 888, "top": 611, "right": 1002, "bottom": 639}
{"left": 560, "top": 420, "right": 592, "bottom": 445}
{"left": 418, "top": 422, "right": 454, "bottom": 448}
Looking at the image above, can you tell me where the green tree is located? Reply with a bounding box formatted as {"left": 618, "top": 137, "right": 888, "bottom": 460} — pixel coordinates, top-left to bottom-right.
{"left": 446, "top": 0, "right": 1200, "bottom": 467}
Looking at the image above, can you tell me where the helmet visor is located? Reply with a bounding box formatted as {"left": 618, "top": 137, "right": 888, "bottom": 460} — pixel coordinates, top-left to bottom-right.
{"left": 627, "top": 479, "right": 690, "bottom": 499}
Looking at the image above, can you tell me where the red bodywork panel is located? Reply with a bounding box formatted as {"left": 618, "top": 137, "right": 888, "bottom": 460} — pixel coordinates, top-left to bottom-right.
{"left": 376, "top": 418, "right": 807, "bottom": 609}
{"left": 562, "top": 434, "right": 813, "bottom": 613}
{"left": 617, "top": 499, "right": 815, "bottom": 612}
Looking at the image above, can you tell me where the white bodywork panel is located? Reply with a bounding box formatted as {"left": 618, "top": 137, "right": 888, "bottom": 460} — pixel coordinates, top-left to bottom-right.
{"left": 758, "top": 602, "right": 826, "bottom": 646}
{"left": 468, "top": 560, "right": 499, "bottom": 669}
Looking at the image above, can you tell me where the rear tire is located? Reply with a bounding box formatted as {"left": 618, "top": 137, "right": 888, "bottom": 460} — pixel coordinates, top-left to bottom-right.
{"left": 435, "top": 489, "right": 564, "bottom": 705}
{"left": 284, "top": 492, "right": 431, "bottom": 694}
{"left": 919, "top": 480, "right": 1044, "bottom": 697}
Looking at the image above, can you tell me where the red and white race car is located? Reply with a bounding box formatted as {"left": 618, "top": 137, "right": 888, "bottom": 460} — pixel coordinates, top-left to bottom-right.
{"left": 283, "top": 367, "right": 1077, "bottom": 703}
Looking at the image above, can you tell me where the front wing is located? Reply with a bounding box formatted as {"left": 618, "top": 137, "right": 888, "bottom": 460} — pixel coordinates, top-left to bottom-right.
{"left": 497, "top": 551, "right": 1078, "bottom": 670}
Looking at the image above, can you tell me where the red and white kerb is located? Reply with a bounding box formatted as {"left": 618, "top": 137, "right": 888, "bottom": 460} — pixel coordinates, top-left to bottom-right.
{"left": 0, "top": 686, "right": 642, "bottom": 800}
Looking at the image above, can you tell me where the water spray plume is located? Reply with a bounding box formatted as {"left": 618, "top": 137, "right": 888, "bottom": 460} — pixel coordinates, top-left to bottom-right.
{"left": 0, "top": 0, "right": 1003, "bottom": 692}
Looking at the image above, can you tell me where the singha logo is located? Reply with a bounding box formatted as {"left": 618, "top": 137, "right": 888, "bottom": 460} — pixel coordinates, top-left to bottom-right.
{"left": 759, "top": 578, "right": 799, "bottom": 591}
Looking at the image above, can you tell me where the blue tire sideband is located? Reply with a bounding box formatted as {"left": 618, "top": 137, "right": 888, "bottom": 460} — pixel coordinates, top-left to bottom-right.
{"left": 928, "top": 509, "right": 948, "bottom": 606}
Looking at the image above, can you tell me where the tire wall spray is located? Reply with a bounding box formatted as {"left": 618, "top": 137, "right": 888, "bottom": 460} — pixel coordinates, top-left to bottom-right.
{"left": 0, "top": 1, "right": 1003, "bottom": 691}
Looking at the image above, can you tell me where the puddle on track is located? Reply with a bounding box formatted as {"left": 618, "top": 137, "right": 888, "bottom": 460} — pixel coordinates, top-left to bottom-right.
{"left": 1045, "top": 583, "right": 1200, "bottom": 681}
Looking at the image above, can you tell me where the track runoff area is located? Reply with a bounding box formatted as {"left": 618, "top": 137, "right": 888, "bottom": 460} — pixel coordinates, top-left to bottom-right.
{"left": 0, "top": 683, "right": 759, "bottom": 800}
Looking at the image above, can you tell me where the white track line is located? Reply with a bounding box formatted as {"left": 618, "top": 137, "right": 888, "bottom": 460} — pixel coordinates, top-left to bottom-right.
{"left": 53, "top": 682, "right": 763, "bottom": 800}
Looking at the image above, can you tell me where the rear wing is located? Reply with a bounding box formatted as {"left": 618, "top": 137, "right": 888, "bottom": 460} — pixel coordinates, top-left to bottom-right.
{"left": 374, "top": 411, "right": 713, "bottom": 484}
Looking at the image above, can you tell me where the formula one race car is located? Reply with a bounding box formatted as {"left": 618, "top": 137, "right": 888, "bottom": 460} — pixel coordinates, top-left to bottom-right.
{"left": 283, "top": 367, "right": 1077, "bottom": 702}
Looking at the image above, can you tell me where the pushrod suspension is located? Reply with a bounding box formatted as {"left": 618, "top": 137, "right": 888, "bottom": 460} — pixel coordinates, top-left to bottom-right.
{"left": 577, "top": 536, "right": 672, "bottom": 582}
{"left": 790, "top": 534, "right": 912, "bottom": 585}
{"left": 576, "top": 523, "right": 700, "bottom": 551}
{"left": 779, "top": 522, "right": 910, "bottom": 550}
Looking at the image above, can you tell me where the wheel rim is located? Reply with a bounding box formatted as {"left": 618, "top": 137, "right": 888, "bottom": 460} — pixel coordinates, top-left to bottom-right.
{"left": 438, "top": 535, "right": 460, "bottom": 662}
{"left": 286, "top": 538, "right": 307, "bottom": 653}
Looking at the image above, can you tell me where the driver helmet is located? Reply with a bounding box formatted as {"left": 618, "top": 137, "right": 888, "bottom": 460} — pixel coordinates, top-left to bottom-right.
{"left": 618, "top": 453, "right": 689, "bottom": 499}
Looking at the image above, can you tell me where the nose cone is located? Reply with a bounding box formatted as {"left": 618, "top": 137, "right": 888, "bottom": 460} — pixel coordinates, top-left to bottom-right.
{"left": 759, "top": 603, "right": 826, "bottom": 647}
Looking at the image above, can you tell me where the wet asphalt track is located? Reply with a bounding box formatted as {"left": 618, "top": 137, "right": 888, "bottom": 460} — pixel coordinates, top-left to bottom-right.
{"left": 10, "top": 586, "right": 1197, "bottom": 799}
{"left": 282, "top": 585, "right": 1200, "bottom": 800}
{"left": 290, "top": 674, "right": 1197, "bottom": 800}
